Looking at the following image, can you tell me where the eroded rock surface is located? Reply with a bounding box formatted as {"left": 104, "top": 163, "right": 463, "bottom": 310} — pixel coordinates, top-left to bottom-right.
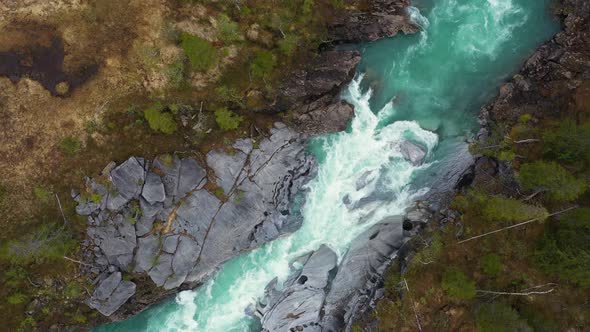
{"left": 77, "top": 123, "right": 315, "bottom": 316}
{"left": 253, "top": 217, "right": 405, "bottom": 332}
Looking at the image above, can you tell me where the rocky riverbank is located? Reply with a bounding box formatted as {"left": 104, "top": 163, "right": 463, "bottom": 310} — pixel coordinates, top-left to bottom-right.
{"left": 353, "top": 0, "right": 590, "bottom": 330}
{"left": 76, "top": 0, "right": 421, "bottom": 322}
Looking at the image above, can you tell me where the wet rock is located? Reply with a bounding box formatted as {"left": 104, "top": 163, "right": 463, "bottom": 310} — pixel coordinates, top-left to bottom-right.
{"left": 328, "top": 0, "right": 417, "bottom": 44}
{"left": 400, "top": 140, "right": 426, "bottom": 165}
{"left": 322, "top": 217, "right": 404, "bottom": 331}
{"left": 87, "top": 272, "right": 136, "bottom": 317}
{"left": 295, "top": 100, "right": 354, "bottom": 135}
{"left": 256, "top": 245, "right": 338, "bottom": 332}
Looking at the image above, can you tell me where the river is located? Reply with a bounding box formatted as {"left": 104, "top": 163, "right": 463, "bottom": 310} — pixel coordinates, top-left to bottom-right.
{"left": 96, "top": 0, "right": 558, "bottom": 330}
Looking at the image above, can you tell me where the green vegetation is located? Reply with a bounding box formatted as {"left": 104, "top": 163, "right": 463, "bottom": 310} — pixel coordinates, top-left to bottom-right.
{"left": 166, "top": 59, "right": 185, "bottom": 85}
{"left": 454, "top": 191, "right": 548, "bottom": 223}
{"left": 543, "top": 120, "right": 590, "bottom": 166}
{"left": 481, "top": 253, "right": 502, "bottom": 277}
{"left": 0, "top": 224, "right": 78, "bottom": 264}
{"left": 278, "top": 34, "right": 300, "bottom": 56}
{"left": 441, "top": 267, "right": 476, "bottom": 299}
{"left": 476, "top": 302, "right": 529, "bottom": 332}
{"left": 535, "top": 208, "right": 590, "bottom": 287}
{"left": 144, "top": 105, "right": 178, "bottom": 134}
{"left": 218, "top": 14, "right": 241, "bottom": 43}
{"left": 60, "top": 137, "right": 82, "bottom": 156}
{"left": 250, "top": 50, "right": 277, "bottom": 79}
{"left": 7, "top": 293, "right": 28, "bottom": 305}
{"left": 518, "top": 161, "right": 586, "bottom": 202}
{"left": 34, "top": 186, "right": 52, "bottom": 201}
{"left": 180, "top": 33, "right": 216, "bottom": 71}
{"left": 214, "top": 107, "right": 243, "bottom": 131}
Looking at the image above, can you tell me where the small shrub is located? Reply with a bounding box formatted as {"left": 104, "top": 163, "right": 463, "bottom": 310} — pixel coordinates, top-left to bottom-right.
{"left": 144, "top": 106, "right": 178, "bottom": 134}
{"left": 7, "top": 292, "right": 28, "bottom": 305}
{"left": 60, "top": 137, "right": 82, "bottom": 156}
{"left": 535, "top": 208, "right": 590, "bottom": 287}
{"left": 476, "top": 302, "right": 529, "bottom": 332}
{"left": 518, "top": 161, "right": 586, "bottom": 202}
{"left": 481, "top": 253, "right": 502, "bottom": 277}
{"left": 180, "top": 33, "right": 216, "bottom": 71}
{"left": 166, "top": 59, "right": 185, "bottom": 85}
{"left": 250, "top": 50, "right": 276, "bottom": 79}
{"left": 278, "top": 34, "right": 300, "bottom": 56}
{"left": 441, "top": 267, "right": 476, "bottom": 300}
{"left": 34, "top": 186, "right": 52, "bottom": 200}
{"left": 218, "top": 14, "right": 241, "bottom": 43}
{"left": 481, "top": 195, "right": 548, "bottom": 223}
{"left": 214, "top": 107, "right": 243, "bottom": 131}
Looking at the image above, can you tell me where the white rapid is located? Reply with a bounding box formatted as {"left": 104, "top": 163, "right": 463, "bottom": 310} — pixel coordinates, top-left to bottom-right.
{"left": 96, "top": 0, "right": 559, "bottom": 330}
{"left": 152, "top": 75, "right": 437, "bottom": 332}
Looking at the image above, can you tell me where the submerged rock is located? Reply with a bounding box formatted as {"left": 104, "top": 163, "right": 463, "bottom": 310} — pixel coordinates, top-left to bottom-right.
{"left": 400, "top": 140, "right": 427, "bottom": 165}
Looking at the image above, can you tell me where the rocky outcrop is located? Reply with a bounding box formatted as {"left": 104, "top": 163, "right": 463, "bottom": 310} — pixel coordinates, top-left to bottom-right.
{"left": 328, "top": 0, "right": 419, "bottom": 44}
{"left": 272, "top": 0, "right": 419, "bottom": 135}
{"left": 253, "top": 217, "right": 407, "bottom": 332}
{"left": 400, "top": 140, "right": 427, "bottom": 165}
{"left": 475, "top": 0, "right": 589, "bottom": 189}
{"left": 77, "top": 123, "right": 316, "bottom": 317}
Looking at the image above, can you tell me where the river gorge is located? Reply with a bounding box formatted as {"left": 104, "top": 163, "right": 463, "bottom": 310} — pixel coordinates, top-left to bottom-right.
{"left": 96, "top": 0, "right": 559, "bottom": 331}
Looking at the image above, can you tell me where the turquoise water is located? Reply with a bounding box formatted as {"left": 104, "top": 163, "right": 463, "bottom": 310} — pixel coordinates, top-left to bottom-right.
{"left": 96, "top": 1, "right": 558, "bottom": 331}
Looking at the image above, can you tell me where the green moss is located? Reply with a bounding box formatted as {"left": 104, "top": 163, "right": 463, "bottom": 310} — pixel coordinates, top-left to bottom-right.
{"left": 481, "top": 253, "right": 502, "bottom": 277}
{"left": 441, "top": 267, "right": 476, "bottom": 300}
{"left": 60, "top": 137, "right": 82, "bottom": 156}
{"left": 7, "top": 292, "right": 28, "bottom": 305}
{"left": 34, "top": 186, "right": 52, "bottom": 200}
{"left": 213, "top": 187, "right": 225, "bottom": 199}
{"left": 214, "top": 107, "right": 243, "bottom": 131}
{"left": 17, "top": 316, "right": 36, "bottom": 332}
{"left": 250, "top": 50, "right": 276, "bottom": 79}
{"left": 159, "top": 153, "right": 174, "bottom": 166}
{"left": 64, "top": 282, "right": 83, "bottom": 299}
{"left": 518, "top": 161, "right": 586, "bottom": 202}
{"left": 144, "top": 105, "right": 178, "bottom": 134}
{"left": 180, "top": 33, "right": 216, "bottom": 71}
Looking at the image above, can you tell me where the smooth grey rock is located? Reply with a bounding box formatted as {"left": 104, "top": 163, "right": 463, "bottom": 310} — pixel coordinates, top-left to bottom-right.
{"left": 206, "top": 149, "right": 248, "bottom": 195}
{"left": 162, "top": 234, "right": 180, "bottom": 254}
{"left": 233, "top": 138, "right": 254, "bottom": 154}
{"left": 134, "top": 235, "right": 160, "bottom": 273}
{"left": 106, "top": 192, "right": 129, "bottom": 212}
{"left": 322, "top": 217, "right": 404, "bottom": 332}
{"left": 110, "top": 157, "right": 146, "bottom": 200}
{"left": 177, "top": 158, "right": 207, "bottom": 198}
{"left": 142, "top": 172, "right": 166, "bottom": 204}
{"left": 153, "top": 154, "right": 181, "bottom": 201}
{"left": 87, "top": 272, "right": 136, "bottom": 317}
{"left": 256, "top": 245, "right": 337, "bottom": 332}
{"left": 400, "top": 140, "right": 426, "bottom": 165}
{"left": 148, "top": 253, "right": 173, "bottom": 286}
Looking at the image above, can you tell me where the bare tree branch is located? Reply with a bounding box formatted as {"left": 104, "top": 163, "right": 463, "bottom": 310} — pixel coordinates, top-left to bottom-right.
{"left": 404, "top": 278, "right": 423, "bottom": 332}
{"left": 458, "top": 207, "right": 577, "bottom": 244}
{"left": 477, "top": 284, "right": 556, "bottom": 296}
{"left": 63, "top": 256, "right": 92, "bottom": 267}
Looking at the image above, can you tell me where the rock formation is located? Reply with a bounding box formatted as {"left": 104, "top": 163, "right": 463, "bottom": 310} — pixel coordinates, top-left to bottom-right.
{"left": 77, "top": 123, "right": 315, "bottom": 317}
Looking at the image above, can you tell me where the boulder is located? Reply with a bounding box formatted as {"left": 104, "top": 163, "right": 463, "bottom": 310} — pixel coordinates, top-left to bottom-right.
{"left": 87, "top": 272, "right": 136, "bottom": 317}
{"left": 141, "top": 172, "right": 166, "bottom": 204}
{"left": 110, "top": 157, "right": 146, "bottom": 200}
{"left": 400, "top": 140, "right": 426, "bottom": 165}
